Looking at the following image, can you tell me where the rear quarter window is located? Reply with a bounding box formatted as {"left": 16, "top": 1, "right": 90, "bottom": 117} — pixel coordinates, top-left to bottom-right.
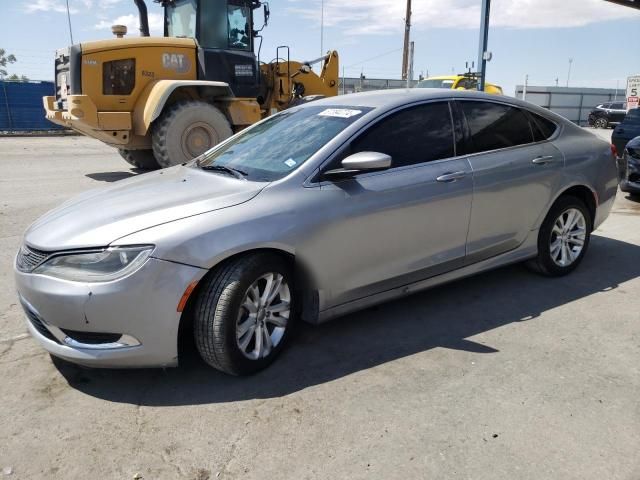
{"left": 529, "top": 112, "right": 558, "bottom": 141}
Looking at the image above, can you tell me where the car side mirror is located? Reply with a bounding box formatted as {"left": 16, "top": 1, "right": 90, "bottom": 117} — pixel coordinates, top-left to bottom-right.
{"left": 323, "top": 151, "right": 392, "bottom": 180}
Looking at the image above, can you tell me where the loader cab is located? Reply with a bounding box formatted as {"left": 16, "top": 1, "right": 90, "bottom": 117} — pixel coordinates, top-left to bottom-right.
{"left": 164, "top": 0, "right": 262, "bottom": 98}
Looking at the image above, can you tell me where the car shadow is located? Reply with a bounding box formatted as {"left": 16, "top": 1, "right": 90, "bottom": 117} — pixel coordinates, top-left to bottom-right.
{"left": 53, "top": 234, "right": 640, "bottom": 406}
{"left": 85, "top": 170, "right": 144, "bottom": 182}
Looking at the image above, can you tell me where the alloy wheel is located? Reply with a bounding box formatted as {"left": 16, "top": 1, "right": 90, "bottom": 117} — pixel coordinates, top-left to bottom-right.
{"left": 236, "top": 273, "right": 291, "bottom": 360}
{"left": 549, "top": 208, "right": 587, "bottom": 267}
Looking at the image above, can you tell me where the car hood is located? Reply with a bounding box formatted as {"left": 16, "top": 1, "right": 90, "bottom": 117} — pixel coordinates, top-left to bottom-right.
{"left": 24, "top": 165, "right": 267, "bottom": 250}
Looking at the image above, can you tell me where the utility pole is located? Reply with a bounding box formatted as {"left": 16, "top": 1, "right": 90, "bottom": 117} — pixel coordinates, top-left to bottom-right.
{"left": 477, "top": 0, "right": 491, "bottom": 91}
{"left": 523, "top": 74, "right": 528, "bottom": 101}
{"left": 401, "top": 0, "right": 412, "bottom": 81}
{"left": 407, "top": 41, "right": 415, "bottom": 88}
{"left": 320, "top": 0, "right": 324, "bottom": 56}
{"left": 566, "top": 58, "right": 573, "bottom": 87}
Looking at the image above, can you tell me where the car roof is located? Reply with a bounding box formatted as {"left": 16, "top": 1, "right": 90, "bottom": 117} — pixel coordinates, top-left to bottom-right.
{"left": 422, "top": 76, "right": 459, "bottom": 80}
{"left": 301, "top": 89, "right": 574, "bottom": 128}
{"left": 305, "top": 88, "right": 541, "bottom": 112}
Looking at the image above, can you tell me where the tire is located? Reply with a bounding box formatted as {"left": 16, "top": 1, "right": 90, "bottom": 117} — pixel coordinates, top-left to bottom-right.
{"left": 194, "top": 253, "right": 295, "bottom": 375}
{"left": 527, "top": 195, "right": 592, "bottom": 277}
{"left": 117, "top": 149, "right": 161, "bottom": 170}
{"left": 594, "top": 117, "right": 608, "bottom": 129}
{"left": 151, "top": 100, "right": 233, "bottom": 169}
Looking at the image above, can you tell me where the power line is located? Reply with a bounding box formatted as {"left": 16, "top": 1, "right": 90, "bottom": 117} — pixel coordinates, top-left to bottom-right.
{"left": 344, "top": 47, "right": 403, "bottom": 69}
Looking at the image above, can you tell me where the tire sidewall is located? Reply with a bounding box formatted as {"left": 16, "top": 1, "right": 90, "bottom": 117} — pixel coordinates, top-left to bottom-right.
{"left": 537, "top": 196, "right": 592, "bottom": 276}
{"left": 152, "top": 101, "right": 232, "bottom": 168}
{"left": 201, "top": 255, "right": 295, "bottom": 375}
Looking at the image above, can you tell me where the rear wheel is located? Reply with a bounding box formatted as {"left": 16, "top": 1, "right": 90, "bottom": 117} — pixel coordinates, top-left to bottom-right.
{"left": 193, "top": 253, "right": 294, "bottom": 375}
{"left": 151, "top": 100, "right": 233, "bottom": 168}
{"left": 527, "top": 196, "right": 592, "bottom": 277}
{"left": 117, "top": 149, "right": 160, "bottom": 170}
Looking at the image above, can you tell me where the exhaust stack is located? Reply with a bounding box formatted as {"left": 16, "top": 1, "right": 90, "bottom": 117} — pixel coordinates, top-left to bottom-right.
{"left": 133, "top": 0, "right": 150, "bottom": 37}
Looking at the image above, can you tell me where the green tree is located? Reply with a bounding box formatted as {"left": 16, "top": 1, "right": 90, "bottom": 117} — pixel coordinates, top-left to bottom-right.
{"left": 0, "top": 48, "right": 18, "bottom": 77}
{"left": 7, "top": 74, "right": 29, "bottom": 82}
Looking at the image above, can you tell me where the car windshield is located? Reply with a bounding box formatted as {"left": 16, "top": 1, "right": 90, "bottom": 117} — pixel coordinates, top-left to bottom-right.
{"left": 416, "top": 79, "right": 456, "bottom": 89}
{"left": 195, "top": 105, "right": 373, "bottom": 181}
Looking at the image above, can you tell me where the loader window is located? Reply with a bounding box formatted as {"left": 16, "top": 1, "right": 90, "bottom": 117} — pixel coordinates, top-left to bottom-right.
{"left": 200, "top": 1, "right": 251, "bottom": 50}
{"left": 200, "top": 0, "right": 227, "bottom": 49}
{"left": 227, "top": 4, "right": 251, "bottom": 50}
{"left": 166, "top": 0, "right": 197, "bottom": 38}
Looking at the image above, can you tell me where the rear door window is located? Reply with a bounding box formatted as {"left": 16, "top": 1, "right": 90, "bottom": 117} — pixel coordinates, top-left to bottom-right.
{"left": 460, "top": 101, "right": 534, "bottom": 153}
{"left": 349, "top": 102, "right": 457, "bottom": 168}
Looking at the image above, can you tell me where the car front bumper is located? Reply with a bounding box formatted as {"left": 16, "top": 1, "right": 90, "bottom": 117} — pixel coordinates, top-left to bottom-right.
{"left": 620, "top": 158, "right": 640, "bottom": 194}
{"left": 14, "top": 256, "right": 205, "bottom": 368}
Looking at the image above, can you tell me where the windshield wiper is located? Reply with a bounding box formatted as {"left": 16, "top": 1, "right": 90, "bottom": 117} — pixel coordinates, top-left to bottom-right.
{"left": 199, "top": 164, "right": 248, "bottom": 180}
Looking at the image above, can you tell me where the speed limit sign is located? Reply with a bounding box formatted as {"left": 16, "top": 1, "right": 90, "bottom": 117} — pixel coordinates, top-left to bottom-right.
{"left": 627, "top": 74, "right": 640, "bottom": 111}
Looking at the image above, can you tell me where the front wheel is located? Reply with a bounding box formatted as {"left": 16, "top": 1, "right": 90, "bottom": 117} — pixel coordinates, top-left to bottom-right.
{"left": 193, "top": 254, "right": 294, "bottom": 375}
{"left": 594, "top": 117, "right": 608, "bottom": 129}
{"left": 527, "top": 196, "right": 592, "bottom": 277}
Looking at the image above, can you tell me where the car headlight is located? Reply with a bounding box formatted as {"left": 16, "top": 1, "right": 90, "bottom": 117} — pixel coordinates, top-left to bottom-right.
{"left": 33, "top": 246, "right": 153, "bottom": 282}
{"left": 103, "top": 58, "right": 136, "bottom": 95}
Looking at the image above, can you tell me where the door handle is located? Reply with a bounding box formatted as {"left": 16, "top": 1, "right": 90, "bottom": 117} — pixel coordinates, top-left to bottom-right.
{"left": 436, "top": 171, "right": 467, "bottom": 183}
{"left": 532, "top": 155, "right": 555, "bottom": 165}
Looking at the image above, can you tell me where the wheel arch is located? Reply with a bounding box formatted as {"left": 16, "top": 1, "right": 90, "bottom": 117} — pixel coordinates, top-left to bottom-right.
{"left": 556, "top": 184, "right": 597, "bottom": 225}
{"left": 533, "top": 183, "right": 597, "bottom": 232}
{"left": 132, "top": 80, "right": 234, "bottom": 136}
{"left": 177, "top": 247, "right": 319, "bottom": 363}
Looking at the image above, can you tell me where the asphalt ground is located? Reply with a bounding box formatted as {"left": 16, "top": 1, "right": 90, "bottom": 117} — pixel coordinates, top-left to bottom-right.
{"left": 0, "top": 132, "right": 638, "bottom": 480}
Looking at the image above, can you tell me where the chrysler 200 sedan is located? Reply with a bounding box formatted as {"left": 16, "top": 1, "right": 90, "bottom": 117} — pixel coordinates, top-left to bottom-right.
{"left": 15, "top": 89, "right": 618, "bottom": 375}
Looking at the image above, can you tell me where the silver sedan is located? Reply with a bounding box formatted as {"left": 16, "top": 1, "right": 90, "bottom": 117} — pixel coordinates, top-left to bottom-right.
{"left": 14, "top": 89, "right": 618, "bottom": 375}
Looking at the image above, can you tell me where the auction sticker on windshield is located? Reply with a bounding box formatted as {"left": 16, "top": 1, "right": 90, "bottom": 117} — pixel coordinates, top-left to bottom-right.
{"left": 318, "top": 109, "right": 363, "bottom": 118}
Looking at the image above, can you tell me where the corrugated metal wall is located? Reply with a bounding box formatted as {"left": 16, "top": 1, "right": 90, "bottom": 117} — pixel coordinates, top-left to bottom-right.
{"left": 339, "top": 77, "right": 419, "bottom": 94}
{"left": 514, "top": 85, "right": 622, "bottom": 126}
{"left": 0, "top": 80, "right": 64, "bottom": 131}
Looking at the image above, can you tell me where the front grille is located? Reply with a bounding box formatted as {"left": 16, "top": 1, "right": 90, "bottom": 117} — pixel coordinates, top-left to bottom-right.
{"left": 21, "top": 301, "right": 60, "bottom": 344}
{"left": 16, "top": 244, "right": 49, "bottom": 273}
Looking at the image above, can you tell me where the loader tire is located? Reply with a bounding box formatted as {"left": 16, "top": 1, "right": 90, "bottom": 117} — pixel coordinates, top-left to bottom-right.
{"left": 151, "top": 100, "right": 233, "bottom": 168}
{"left": 118, "top": 149, "right": 161, "bottom": 170}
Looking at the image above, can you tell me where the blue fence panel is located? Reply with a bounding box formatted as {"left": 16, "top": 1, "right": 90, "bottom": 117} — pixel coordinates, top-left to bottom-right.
{"left": 0, "top": 80, "right": 65, "bottom": 131}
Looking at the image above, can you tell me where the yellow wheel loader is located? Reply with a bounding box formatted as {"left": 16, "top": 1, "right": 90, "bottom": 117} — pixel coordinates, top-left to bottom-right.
{"left": 43, "top": 0, "right": 339, "bottom": 169}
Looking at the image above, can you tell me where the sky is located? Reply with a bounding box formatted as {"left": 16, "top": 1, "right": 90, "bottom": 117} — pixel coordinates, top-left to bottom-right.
{"left": 2, "top": 0, "right": 640, "bottom": 97}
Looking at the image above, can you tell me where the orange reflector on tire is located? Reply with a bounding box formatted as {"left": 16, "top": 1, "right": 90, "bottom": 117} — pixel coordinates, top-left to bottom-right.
{"left": 177, "top": 280, "right": 199, "bottom": 312}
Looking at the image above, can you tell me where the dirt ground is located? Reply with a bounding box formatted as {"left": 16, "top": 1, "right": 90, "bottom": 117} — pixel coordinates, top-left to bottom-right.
{"left": 0, "top": 134, "right": 638, "bottom": 480}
